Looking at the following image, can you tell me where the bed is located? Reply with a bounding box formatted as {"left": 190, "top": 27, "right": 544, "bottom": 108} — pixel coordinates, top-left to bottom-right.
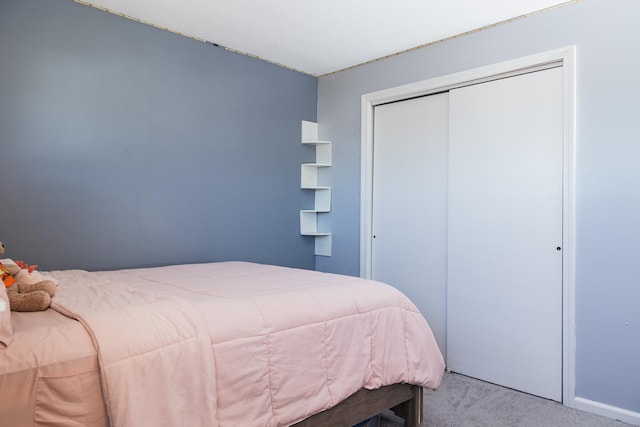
{"left": 0, "top": 261, "right": 444, "bottom": 427}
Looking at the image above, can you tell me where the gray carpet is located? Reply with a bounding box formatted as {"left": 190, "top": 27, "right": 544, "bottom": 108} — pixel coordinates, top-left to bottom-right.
{"left": 380, "top": 372, "right": 632, "bottom": 427}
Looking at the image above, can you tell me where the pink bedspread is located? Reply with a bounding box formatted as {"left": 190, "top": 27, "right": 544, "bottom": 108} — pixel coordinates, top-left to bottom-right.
{"left": 48, "top": 261, "right": 444, "bottom": 427}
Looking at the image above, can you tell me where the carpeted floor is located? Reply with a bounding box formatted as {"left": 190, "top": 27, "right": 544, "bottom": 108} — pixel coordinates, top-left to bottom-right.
{"left": 379, "top": 372, "right": 632, "bottom": 427}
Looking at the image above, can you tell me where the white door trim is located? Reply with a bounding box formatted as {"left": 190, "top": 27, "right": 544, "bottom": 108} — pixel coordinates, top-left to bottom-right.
{"left": 359, "top": 46, "right": 576, "bottom": 407}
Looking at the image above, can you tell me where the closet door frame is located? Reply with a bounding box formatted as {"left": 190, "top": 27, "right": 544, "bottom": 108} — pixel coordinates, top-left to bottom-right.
{"left": 360, "top": 46, "right": 576, "bottom": 407}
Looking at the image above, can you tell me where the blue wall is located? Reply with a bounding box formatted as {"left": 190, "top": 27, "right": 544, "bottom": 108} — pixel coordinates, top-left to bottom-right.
{"left": 317, "top": 0, "right": 639, "bottom": 416}
{"left": 0, "top": 0, "right": 317, "bottom": 271}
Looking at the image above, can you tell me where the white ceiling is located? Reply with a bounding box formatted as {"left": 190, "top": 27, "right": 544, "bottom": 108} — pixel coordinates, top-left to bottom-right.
{"left": 78, "top": 0, "right": 574, "bottom": 76}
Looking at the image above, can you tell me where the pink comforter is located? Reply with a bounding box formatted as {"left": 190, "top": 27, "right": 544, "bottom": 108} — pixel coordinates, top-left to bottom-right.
{"left": 49, "top": 262, "right": 444, "bottom": 427}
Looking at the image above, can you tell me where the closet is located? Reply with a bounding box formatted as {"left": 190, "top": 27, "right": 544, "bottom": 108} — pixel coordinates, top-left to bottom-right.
{"left": 370, "top": 66, "right": 564, "bottom": 401}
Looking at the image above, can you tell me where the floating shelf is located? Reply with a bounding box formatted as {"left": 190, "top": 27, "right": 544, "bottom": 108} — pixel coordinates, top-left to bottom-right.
{"left": 300, "top": 120, "right": 332, "bottom": 257}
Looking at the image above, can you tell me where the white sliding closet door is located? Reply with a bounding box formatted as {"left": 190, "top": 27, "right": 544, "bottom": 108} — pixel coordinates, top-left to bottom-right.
{"left": 446, "top": 67, "right": 563, "bottom": 401}
{"left": 371, "top": 93, "right": 449, "bottom": 356}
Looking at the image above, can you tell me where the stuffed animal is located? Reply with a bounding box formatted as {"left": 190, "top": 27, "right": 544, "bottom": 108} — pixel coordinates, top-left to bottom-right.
{"left": 0, "top": 242, "right": 56, "bottom": 312}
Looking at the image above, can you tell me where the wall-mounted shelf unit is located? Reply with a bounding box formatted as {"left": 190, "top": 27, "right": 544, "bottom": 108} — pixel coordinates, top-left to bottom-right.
{"left": 300, "top": 120, "right": 332, "bottom": 256}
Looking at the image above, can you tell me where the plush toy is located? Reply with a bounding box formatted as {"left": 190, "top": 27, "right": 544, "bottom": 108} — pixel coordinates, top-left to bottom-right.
{"left": 0, "top": 242, "right": 57, "bottom": 312}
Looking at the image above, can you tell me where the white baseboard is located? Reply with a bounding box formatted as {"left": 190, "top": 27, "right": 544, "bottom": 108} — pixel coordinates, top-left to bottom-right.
{"left": 574, "top": 397, "right": 640, "bottom": 426}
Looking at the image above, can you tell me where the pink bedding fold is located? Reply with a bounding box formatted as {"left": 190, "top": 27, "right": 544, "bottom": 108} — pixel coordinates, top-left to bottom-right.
{"left": 50, "top": 272, "right": 217, "bottom": 427}
{"left": 48, "top": 261, "right": 445, "bottom": 427}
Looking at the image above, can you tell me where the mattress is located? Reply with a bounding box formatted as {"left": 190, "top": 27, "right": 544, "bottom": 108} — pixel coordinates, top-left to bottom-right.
{"left": 0, "top": 261, "right": 444, "bottom": 427}
{"left": 0, "top": 309, "right": 106, "bottom": 427}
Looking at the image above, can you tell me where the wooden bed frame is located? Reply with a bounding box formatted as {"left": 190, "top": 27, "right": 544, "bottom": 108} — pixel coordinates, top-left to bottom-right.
{"left": 292, "top": 384, "right": 423, "bottom": 427}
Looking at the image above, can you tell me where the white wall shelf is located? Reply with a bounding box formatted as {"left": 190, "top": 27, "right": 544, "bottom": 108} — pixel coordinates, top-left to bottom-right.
{"left": 300, "top": 120, "right": 332, "bottom": 256}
